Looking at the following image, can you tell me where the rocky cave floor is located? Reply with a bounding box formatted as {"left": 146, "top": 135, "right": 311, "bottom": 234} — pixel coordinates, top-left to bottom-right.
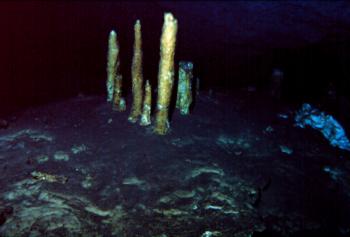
{"left": 0, "top": 90, "right": 350, "bottom": 237}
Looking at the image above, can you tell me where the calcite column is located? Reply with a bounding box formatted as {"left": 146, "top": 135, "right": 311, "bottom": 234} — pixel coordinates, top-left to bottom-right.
{"left": 140, "top": 80, "right": 152, "bottom": 126}
{"left": 129, "top": 20, "right": 144, "bottom": 122}
{"left": 154, "top": 13, "right": 178, "bottom": 135}
{"left": 106, "top": 30, "right": 118, "bottom": 103}
{"left": 106, "top": 30, "right": 125, "bottom": 111}
{"left": 176, "top": 61, "right": 193, "bottom": 115}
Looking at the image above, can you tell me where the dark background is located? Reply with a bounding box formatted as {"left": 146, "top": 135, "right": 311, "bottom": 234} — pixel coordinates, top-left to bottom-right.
{"left": 1, "top": 1, "right": 350, "bottom": 117}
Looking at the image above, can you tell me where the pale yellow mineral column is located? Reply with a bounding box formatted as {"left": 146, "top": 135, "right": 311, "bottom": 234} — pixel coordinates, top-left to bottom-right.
{"left": 128, "top": 20, "right": 144, "bottom": 122}
{"left": 154, "top": 13, "right": 178, "bottom": 135}
{"left": 140, "top": 80, "right": 152, "bottom": 126}
{"left": 111, "top": 31, "right": 126, "bottom": 111}
{"left": 106, "top": 30, "right": 117, "bottom": 103}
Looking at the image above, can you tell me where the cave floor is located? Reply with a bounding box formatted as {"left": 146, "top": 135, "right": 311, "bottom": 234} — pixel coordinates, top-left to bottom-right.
{"left": 0, "top": 91, "right": 350, "bottom": 237}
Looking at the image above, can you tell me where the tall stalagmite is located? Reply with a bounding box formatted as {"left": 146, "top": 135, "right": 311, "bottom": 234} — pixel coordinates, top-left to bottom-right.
{"left": 111, "top": 31, "right": 125, "bottom": 111}
{"left": 154, "top": 13, "right": 178, "bottom": 135}
{"left": 140, "top": 80, "right": 152, "bottom": 126}
{"left": 106, "top": 30, "right": 118, "bottom": 103}
{"left": 128, "top": 20, "right": 144, "bottom": 122}
{"left": 176, "top": 61, "right": 194, "bottom": 115}
{"left": 106, "top": 30, "right": 125, "bottom": 110}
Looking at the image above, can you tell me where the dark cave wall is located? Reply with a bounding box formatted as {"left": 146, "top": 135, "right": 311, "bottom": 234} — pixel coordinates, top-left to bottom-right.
{"left": 0, "top": 2, "right": 112, "bottom": 104}
{"left": 0, "top": 2, "right": 166, "bottom": 113}
{"left": 0, "top": 2, "right": 350, "bottom": 118}
{"left": 260, "top": 42, "right": 350, "bottom": 102}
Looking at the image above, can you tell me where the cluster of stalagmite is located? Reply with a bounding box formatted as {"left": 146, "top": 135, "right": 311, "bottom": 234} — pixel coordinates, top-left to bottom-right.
{"left": 106, "top": 13, "right": 196, "bottom": 135}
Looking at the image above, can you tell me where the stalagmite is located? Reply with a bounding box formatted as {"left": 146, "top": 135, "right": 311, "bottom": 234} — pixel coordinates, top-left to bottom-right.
{"left": 154, "top": 13, "right": 178, "bottom": 135}
{"left": 129, "top": 20, "right": 144, "bottom": 122}
{"left": 176, "top": 61, "right": 193, "bottom": 115}
{"left": 111, "top": 31, "right": 125, "bottom": 111}
{"left": 106, "top": 30, "right": 117, "bottom": 103}
{"left": 140, "top": 80, "right": 152, "bottom": 126}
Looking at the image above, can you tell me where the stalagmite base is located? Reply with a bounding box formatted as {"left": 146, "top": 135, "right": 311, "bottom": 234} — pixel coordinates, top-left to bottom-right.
{"left": 140, "top": 80, "right": 152, "bottom": 126}
{"left": 176, "top": 61, "right": 193, "bottom": 115}
{"left": 129, "top": 20, "right": 144, "bottom": 122}
{"left": 113, "top": 75, "right": 126, "bottom": 111}
{"left": 154, "top": 13, "right": 178, "bottom": 135}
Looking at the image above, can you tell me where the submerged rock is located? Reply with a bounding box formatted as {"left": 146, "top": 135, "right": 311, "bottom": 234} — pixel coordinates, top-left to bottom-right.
{"left": 170, "top": 137, "right": 194, "bottom": 148}
{"left": 1, "top": 205, "right": 83, "bottom": 236}
{"left": 31, "top": 171, "right": 68, "bottom": 184}
{"left": 216, "top": 134, "right": 252, "bottom": 154}
{"left": 1, "top": 179, "right": 125, "bottom": 236}
{"left": 187, "top": 166, "right": 225, "bottom": 179}
{"left": 173, "top": 190, "right": 196, "bottom": 199}
{"left": 279, "top": 145, "right": 293, "bottom": 155}
{"left": 123, "top": 177, "right": 146, "bottom": 186}
{"left": 54, "top": 151, "right": 70, "bottom": 161}
{"left": 1, "top": 183, "right": 97, "bottom": 236}
{"left": 295, "top": 103, "right": 350, "bottom": 151}
{"left": 35, "top": 154, "right": 49, "bottom": 164}
{"left": 3, "top": 179, "right": 42, "bottom": 201}
{"left": 81, "top": 174, "right": 94, "bottom": 189}
{"left": 0, "top": 129, "right": 53, "bottom": 150}
{"left": 154, "top": 208, "right": 189, "bottom": 217}
{"left": 85, "top": 205, "right": 111, "bottom": 217}
{"left": 216, "top": 134, "right": 235, "bottom": 146}
{"left": 204, "top": 204, "right": 223, "bottom": 211}
{"left": 101, "top": 205, "right": 126, "bottom": 236}
{"left": 158, "top": 195, "right": 173, "bottom": 204}
{"left": 122, "top": 176, "right": 149, "bottom": 191}
{"left": 211, "top": 191, "right": 236, "bottom": 208}
{"left": 201, "top": 230, "right": 222, "bottom": 237}
{"left": 158, "top": 189, "right": 197, "bottom": 206}
{"left": 323, "top": 166, "right": 343, "bottom": 181}
{"left": 71, "top": 144, "right": 88, "bottom": 154}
